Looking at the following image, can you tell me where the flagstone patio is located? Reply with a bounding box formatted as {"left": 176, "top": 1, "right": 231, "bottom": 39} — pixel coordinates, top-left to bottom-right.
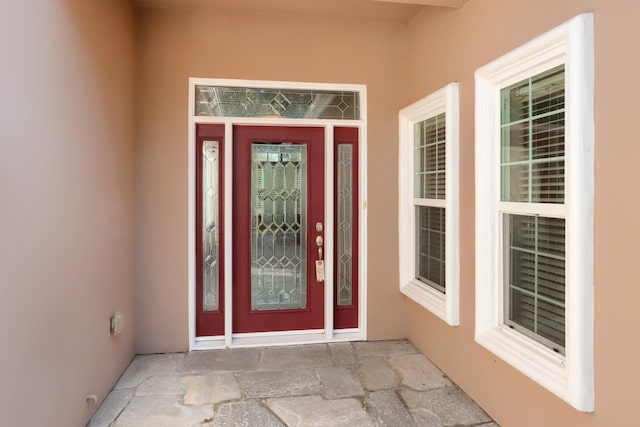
{"left": 87, "top": 340, "right": 498, "bottom": 427}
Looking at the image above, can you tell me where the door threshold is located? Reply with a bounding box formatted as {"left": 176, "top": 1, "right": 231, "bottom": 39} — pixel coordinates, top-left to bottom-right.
{"left": 192, "top": 328, "right": 364, "bottom": 350}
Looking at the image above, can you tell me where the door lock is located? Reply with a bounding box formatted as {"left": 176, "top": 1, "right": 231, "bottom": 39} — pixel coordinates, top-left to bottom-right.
{"left": 315, "top": 235, "right": 323, "bottom": 260}
{"left": 315, "top": 235, "right": 325, "bottom": 282}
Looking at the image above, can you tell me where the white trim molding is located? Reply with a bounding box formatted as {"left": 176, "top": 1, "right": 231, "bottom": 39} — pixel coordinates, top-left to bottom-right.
{"left": 475, "top": 13, "right": 594, "bottom": 411}
{"left": 398, "top": 83, "right": 460, "bottom": 326}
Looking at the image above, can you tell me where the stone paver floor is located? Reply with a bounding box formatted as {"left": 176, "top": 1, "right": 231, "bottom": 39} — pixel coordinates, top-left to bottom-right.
{"left": 88, "top": 340, "right": 499, "bottom": 427}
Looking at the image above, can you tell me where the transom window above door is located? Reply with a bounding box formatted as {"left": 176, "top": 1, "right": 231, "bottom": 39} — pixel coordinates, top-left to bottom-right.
{"left": 195, "top": 85, "right": 361, "bottom": 120}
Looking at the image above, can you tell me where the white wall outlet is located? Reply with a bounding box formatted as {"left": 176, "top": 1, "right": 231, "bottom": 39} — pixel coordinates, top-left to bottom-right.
{"left": 110, "top": 312, "right": 124, "bottom": 336}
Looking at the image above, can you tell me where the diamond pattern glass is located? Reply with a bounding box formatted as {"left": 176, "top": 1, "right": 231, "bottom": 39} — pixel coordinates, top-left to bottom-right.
{"left": 251, "top": 143, "right": 307, "bottom": 311}
{"left": 195, "top": 86, "right": 360, "bottom": 120}
{"left": 337, "top": 144, "right": 353, "bottom": 306}
{"left": 202, "top": 141, "right": 219, "bottom": 311}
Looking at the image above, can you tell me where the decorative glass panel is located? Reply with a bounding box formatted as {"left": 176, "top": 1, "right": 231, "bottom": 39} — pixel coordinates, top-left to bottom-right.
{"left": 416, "top": 206, "right": 445, "bottom": 292}
{"left": 251, "top": 143, "right": 307, "bottom": 311}
{"left": 337, "top": 144, "right": 353, "bottom": 306}
{"left": 501, "top": 65, "right": 565, "bottom": 203}
{"left": 195, "top": 86, "right": 360, "bottom": 120}
{"left": 505, "top": 214, "right": 566, "bottom": 352}
{"left": 414, "top": 113, "right": 446, "bottom": 200}
{"left": 202, "top": 141, "right": 219, "bottom": 311}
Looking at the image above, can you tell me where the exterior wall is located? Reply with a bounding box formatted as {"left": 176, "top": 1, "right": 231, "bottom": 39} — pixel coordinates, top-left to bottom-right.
{"left": 1, "top": 1, "right": 631, "bottom": 425}
{"left": 402, "top": 1, "right": 640, "bottom": 426}
{"left": 0, "top": 0, "right": 137, "bottom": 425}
{"left": 135, "top": 7, "right": 409, "bottom": 353}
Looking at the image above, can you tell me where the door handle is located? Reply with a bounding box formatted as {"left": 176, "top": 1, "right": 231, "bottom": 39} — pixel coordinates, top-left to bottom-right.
{"left": 316, "top": 235, "right": 323, "bottom": 261}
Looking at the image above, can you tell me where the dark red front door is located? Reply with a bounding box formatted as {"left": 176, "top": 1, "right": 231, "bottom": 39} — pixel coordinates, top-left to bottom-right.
{"left": 232, "top": 126, "right": 325, "bottom": 333}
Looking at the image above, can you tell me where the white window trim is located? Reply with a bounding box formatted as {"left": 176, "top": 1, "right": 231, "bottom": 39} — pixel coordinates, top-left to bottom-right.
{"left": 399, "top": 83, "right": 460, "bottom": 326}
{"left": 475, "top": 13, "right": 594, "bottom": 411}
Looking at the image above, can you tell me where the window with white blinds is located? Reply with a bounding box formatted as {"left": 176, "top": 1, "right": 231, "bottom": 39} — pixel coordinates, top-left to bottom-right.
{"left": 399, "top": 83, "right": 459, "bottom": 326}
{"left": 474, "top": 13, "right": 594, "bottom": 411}
{"left": 505, "top": 214, "right": 566, "bottom": 351}
{"left": 501, "top": 66, "right": 565, "bottom": 205}
{"left": 415, "top": 113, "right": 446, "bottom": 293}
{"left": 500, "top": 66, "right": 566, "bottom": 353}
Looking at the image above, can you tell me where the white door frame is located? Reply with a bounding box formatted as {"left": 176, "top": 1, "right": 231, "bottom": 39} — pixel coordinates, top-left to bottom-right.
{"left": 187, "top": 78, "right": 368, "bottom": 350}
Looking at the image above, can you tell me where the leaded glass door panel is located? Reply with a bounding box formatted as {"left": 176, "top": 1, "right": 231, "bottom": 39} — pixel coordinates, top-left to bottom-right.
{"left": 333, "top": 127, "right": 359, "bottom": 329}
{"left": 195, "top": 124, "right": 226, "bottom": 337}
{"left": 233, "top": 126, "right": 325, "bottom": 333}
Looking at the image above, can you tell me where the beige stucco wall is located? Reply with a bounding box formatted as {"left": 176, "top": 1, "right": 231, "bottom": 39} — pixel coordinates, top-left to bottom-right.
{"left": 0, "top": 0, "right": 137, "bottom": 425}
{"left": 135, "top": 6, "right": 409, "bottom": 353}
{"left": 402, "top": 0, "right": 640, "bottom": 426}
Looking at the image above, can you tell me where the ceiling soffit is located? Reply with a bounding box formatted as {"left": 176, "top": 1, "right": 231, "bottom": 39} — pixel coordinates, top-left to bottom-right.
{"left": 132, "top": 0, "right": 463, "bottom": 25}
{"left": 373, "top": 0, "right": 467, "bottom": 7}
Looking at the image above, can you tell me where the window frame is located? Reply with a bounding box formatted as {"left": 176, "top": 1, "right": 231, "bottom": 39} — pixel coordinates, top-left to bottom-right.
{"left": 399, "top": 83, "right": 460, "bottom": 326}
{"left": 475, "top": 13, "right": 594, "bottom": 411}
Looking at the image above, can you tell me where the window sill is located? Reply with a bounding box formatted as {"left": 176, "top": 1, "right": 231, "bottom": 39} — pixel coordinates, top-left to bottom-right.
{"left": 401, "top": 279, "right": 457, "bottom": 326}
{"left": 476, "top": 324, "right": 568, "bottom": 400}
